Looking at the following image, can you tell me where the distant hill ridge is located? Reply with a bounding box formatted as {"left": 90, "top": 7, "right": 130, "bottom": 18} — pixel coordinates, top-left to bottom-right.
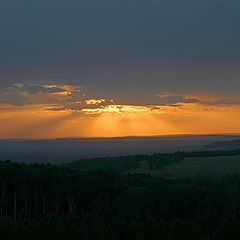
{"left": 203, "top": 139, "right": 240, "bottom": 151}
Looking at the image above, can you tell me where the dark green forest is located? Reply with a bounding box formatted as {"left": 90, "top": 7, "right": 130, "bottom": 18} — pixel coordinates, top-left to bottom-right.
{"left": 1, "top": 157, "right": 240, "bottom": 239}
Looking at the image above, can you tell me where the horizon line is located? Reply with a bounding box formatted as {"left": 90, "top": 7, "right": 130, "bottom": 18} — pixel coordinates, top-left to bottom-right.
{"left": 1, "top": 133, "right": 240, "bottom": 141}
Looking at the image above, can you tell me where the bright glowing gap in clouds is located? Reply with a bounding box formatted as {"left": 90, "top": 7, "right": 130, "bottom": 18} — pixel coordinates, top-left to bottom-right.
{"left": 82, "top": 105, "right": 150, "bottom": 113}
{"left": 85, "top": 99, "right": 106, "bottom": 105}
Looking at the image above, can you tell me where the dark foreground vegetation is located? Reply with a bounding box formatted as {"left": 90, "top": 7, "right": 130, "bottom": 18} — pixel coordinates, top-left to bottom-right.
{"left": 1, "top": 160, "right": 240, "bottom": 239}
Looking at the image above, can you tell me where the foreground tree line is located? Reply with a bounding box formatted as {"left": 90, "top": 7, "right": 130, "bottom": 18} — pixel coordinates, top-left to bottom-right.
{"left": 1, "top": 161, "right": 240, "bottom": 239}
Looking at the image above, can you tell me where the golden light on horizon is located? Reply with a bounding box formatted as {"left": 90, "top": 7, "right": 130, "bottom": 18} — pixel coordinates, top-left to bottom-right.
{"left": 0, "top": 101, "right": 240, "bottom": 139}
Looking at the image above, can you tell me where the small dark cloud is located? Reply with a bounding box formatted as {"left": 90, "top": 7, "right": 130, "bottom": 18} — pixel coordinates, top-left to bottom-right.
{"left": 167, "top": 104, "right": 183, "bottom": 107}
{"left": 15, "top": 84, "right": 66, "bottom": 94}
{"left": 150, "top": 106, "right": 161, "bottom": 110}
{"left": 45, "top": 106, "right": 67, "bottom": 111}
{"left": 157, "top": 94, "right": 199, "bottom": 105}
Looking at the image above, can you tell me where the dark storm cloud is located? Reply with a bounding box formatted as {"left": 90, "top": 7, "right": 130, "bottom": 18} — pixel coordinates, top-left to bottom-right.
{"left": 0, "top": 0, "right": 240, "bottom": 100}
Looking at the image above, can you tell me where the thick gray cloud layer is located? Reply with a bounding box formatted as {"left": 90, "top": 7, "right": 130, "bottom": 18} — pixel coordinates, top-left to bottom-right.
{"left": 1, "top": 0, "right": 240, "bottom": 102}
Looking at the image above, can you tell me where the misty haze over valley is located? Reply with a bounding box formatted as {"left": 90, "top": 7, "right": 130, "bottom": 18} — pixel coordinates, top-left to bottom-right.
{"left": 1, "top": 135, "right": 240, "bottom": 164}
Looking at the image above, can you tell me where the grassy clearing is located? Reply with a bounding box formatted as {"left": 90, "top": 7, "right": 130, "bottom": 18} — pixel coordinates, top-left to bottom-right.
{"left": 127, "top": 155, "right": 240, "bottom": 178}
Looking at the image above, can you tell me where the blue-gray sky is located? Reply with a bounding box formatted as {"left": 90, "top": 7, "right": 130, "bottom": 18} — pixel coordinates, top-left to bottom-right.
{"left": 1, "top": 0, "right": 240, "bottom": 104}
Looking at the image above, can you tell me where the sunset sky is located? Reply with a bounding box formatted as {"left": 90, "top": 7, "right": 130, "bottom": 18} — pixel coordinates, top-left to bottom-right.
{"left": 1, "top": 0, "right": 240, "bottom": 138}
